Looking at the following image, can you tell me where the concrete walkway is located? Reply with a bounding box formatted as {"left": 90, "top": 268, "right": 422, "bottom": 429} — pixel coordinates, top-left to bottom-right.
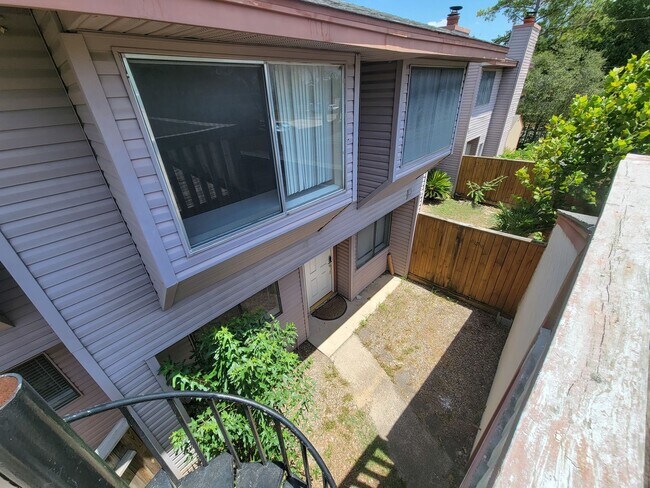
{"left": 331, "top": 334, "right": 453, "bottom": 487}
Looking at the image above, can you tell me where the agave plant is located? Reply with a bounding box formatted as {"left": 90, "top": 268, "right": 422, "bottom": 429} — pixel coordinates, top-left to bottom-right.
{"left": 424, "top": 170, "right": 453, "bottom": 201}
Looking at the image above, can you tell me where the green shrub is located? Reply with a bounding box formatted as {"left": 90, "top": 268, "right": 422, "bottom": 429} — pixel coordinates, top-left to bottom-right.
{"left": 494, "top": 201, "right": 553, "bottom": 238}
{"left": 466, "top": 175, "right": 507, "bottom": 205}
{"left": 159, "top": 311, "right": 314, "bottom": 463}
{"left": 499, "top": 144, "right": 537, "bottom": 161}
{"left": 424, "top": 170, "right": 453, "bottom": 201}
{"left": 512, "top": 51, "right": 650, "bottom": 232}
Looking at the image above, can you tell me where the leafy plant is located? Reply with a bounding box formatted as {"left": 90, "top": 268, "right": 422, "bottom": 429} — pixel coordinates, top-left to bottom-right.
{"left": 507, "top": 51, "right": 650, "bottom": 234}
{"left": 494, "top": 201, "right": 553, "bottom": 237}
{"left": 466, "top": 175, "right": 507, "bottom": 205}
{"left": 500, "top": 144, "right": 537, "bottom": 161}
{"left": 424, "top": 170, "right": 453, "bottom": 201}
{"left": 159, "top": 311, "right": 314, "bottom": 464}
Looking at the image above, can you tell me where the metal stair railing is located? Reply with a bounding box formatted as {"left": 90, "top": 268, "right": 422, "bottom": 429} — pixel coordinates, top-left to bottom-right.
{"left": 63, "top": 391, "right": 336, "bottom": 488}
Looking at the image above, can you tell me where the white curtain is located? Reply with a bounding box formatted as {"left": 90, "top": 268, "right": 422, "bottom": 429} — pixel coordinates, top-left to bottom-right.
{"left": 403, "top": 67, "right": 465, "bottom": 164}
{"left": 270, "top": 64, "right": 342, "bottom": 199}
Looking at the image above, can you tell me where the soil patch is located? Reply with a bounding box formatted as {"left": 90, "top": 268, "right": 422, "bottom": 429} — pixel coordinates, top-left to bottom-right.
{"left": 356, "top": 280, "right": 508, "bottom": 486}
{"left": 297, "top": 343, "right": 405, "bottom": 488}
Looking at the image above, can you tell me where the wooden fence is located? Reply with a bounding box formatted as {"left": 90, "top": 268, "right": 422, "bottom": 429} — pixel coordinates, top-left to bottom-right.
{"left": 455, "top": 156, "right": 534, "bottom": 205}
{"left": 408, "top": 214, "right": 545, "bottom": 317}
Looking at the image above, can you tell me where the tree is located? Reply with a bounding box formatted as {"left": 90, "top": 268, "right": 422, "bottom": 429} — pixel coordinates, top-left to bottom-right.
{"left": 159, "top": 311, "right": 314, "bottom": 462}
{"left": 496, "top": 52, "right": 650, "bottom": 236}
{"left": 590, "top": 0, "right": 650, "bottom": 69}
{"left": 518, "top": 43, "right": 604, "bottom": 144}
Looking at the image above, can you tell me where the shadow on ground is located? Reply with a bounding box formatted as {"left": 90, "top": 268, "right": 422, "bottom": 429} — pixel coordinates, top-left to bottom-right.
{"left": 334, "top": 280, "right": 508, "bottom": 487}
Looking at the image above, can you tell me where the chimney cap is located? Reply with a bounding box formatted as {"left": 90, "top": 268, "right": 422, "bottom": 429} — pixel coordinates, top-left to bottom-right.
{"left": 449, "top": 6, "right": 463, "bottom": 14}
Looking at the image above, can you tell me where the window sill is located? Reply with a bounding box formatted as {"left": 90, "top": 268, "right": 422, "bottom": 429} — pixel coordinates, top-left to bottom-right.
{"left": 393, "top": 147, "right": 452, "bottom": 182}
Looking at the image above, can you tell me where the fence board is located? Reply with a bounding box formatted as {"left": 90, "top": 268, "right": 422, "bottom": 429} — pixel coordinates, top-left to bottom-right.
{"left": 408, "top": 214, "right": 545, "bottom": 317}
{"left": 455, "top": 155, "right": 534, "bottom": 205}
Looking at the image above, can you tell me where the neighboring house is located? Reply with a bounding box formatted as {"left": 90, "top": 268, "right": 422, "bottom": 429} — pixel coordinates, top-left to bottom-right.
{"left": 462, "top": 15, "right": 540, "bottom": 162}
{"left": 0, "top": 0, "right": 532, "bottom": 475}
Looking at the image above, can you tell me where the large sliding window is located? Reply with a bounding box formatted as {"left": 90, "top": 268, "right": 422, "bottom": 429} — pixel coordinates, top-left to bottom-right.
{"left": 356, "top": 213, "right": 392, "bottom": 268}
{"left": 126, "top": 56, "right": 344, "bottom": 250}
{"left": 402, "top": 66, "right": 464, "bottom": 166}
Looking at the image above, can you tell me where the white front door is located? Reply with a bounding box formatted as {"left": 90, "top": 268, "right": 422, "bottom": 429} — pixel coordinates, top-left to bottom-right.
{"left": 304, "top": 249, "right": 334, "bottom": 309}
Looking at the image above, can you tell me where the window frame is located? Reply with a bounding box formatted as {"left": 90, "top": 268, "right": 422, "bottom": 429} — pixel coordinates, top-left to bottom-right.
{"left": 11, "top": 354, "right": 81, "bottom": 410}
{"left": 475, "top": 69, "right": 497, "bottom": 107}
{"left": 356, "top": 213, "right": 392, "bottom": 269}
{"left": 123, "top": 53, "right": 347, "bottom": 255}
{"left": 393, "top": 60, "right": 466, "bottom": 179}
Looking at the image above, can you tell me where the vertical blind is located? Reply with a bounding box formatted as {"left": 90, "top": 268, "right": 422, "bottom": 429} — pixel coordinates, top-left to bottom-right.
{"left": 402, "top": 67, "right": 465, "bottom": 165}
{"left": 356, "top": 213, "right": 392, "bottom": 268}
{"left": 476, "top": 70, "right": 496, "bottom": 106}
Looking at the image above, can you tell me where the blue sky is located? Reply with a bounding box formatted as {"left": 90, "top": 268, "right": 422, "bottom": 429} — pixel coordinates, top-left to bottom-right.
{"left": 343, "top": 0, "right": 512, "bottom": 42}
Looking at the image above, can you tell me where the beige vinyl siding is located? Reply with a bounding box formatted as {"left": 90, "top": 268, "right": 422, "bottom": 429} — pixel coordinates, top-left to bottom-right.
{"left": 335, "top": 238, "right": 353, "bottom": 300}
{"left": 76, "top": 32, "right": 357, "bottom": 284}
{"left": 47, "top": 343, "right": 123, "bottom": 449}
{"left": 2, "top": 8, "right": 424, "bottom": 469}
{"left": 357, "top": 61, "right": 397, "bottom": 200}
{"left": 388, "top": 197, "right": 419, "bottom": 276}
{"left": 0, "top": 264, "right": 59, "bottom": 371}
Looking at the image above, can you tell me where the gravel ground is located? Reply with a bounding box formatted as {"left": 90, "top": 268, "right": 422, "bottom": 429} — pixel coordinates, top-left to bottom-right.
{"left": 297, "top": 343, "right": 405, "bottom": 488}
{"left": 356, "top": 280, "right": 508, "bottom": 486}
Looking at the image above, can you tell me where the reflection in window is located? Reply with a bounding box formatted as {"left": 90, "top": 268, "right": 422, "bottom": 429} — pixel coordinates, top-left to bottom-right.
{"left": 356, "top": 213, "right": 392, "bottom": 268}
{"left": 127, "top": 60, "right": 281, "bottom": 248}
{"left": 270, "top": 64, "right": 344, "bottom": 209}
{"left": 402, "top": 67, "right": 464, "bottom": 165}
{"left": 127, "top": 57, "right": 345, "bottom": 249}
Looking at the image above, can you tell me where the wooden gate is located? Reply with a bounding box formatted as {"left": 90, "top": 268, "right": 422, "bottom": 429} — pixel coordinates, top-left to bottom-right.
{"left": 408, "top": 214, "right": 545, "bottom": 317}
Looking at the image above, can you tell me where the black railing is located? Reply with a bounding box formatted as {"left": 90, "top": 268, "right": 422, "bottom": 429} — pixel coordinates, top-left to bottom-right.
{"left": 63, "top": 391, "right": 336, "bottom": 488}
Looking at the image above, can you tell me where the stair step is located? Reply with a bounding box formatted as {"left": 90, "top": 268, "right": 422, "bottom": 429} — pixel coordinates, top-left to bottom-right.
{"left": 283, "top": 477, "right": 308, "bottom": 488}
{"left": 236, "top": 461, "right": 285, "bottom": 488}
{"left": 145, "top": 453, "right": 234, "bottom": 488}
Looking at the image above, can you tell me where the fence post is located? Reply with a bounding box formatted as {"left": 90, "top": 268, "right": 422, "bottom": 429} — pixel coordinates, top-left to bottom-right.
{"left": 0, "top": 374, "right": 127, "bottom": 488}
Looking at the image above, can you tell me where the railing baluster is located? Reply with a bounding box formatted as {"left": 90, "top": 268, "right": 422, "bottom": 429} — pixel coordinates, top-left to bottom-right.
{"left": 301, "top": 444, "right": 312, "bottom": 488}
{"left": 244, "top": 405, "right": 267, "bottom": 465}
{"left": 274, "top": 419, "right": 291, "bottom": 478}
{"left": 208, "top": 399, "right": 241, "bottom": 469}
{"left": 166, "top": 399, "right": 208, "bottom": 467}
{"left": 119, "top": 406, "right": 180, "bottom": 487}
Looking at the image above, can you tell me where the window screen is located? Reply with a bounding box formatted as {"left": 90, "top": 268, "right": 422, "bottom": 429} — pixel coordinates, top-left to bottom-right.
{"left": 402, "top": 67, "right": 464, "bottom": 165}
{"left": 356, "top": 213, "right": 392, "bottom": 268}
{"left": 476, "top": 70, "right": 496, "bottom": 106}
{"left": 12, "top": 355, "right": 79, "bottom": 410}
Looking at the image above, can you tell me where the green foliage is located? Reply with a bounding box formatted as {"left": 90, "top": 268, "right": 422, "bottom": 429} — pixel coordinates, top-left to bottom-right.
{"left": 518, "top": 44, "right": 605, "bottom": 142}
{"left": 500, "top": 144, "right": 537, "bottom": 161}
{"left": 159, "top": 311, "right": 314, "bottom": 463}
{"left": 501, "top": 52, "right": 650, "bottom": 233}
{"left": 466, "top": 176, "right": 507, "bottom": 205}
{"left": 424, "top": 170, "right": 453, "bottom": 201}
{"left": 494, "top": 201, "right": 552, "bottom": 237}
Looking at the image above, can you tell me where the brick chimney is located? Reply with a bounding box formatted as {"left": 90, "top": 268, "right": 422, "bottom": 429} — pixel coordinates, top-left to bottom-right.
{"left": 445, "top": 6, "right": 470, "bottom": 35}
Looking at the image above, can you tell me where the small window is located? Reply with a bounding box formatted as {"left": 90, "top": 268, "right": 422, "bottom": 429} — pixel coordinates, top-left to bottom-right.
{"left": 12, "top": 355, "right": 79, "bottom": 410}
{"left": 476, "top": 70, "right": 496, "bottom": 107}
{"left": 402, "top": 66, "right": 465, "bottom": 166}
{"left": 356, "top": 214, "right": 392, "bottom": 268}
